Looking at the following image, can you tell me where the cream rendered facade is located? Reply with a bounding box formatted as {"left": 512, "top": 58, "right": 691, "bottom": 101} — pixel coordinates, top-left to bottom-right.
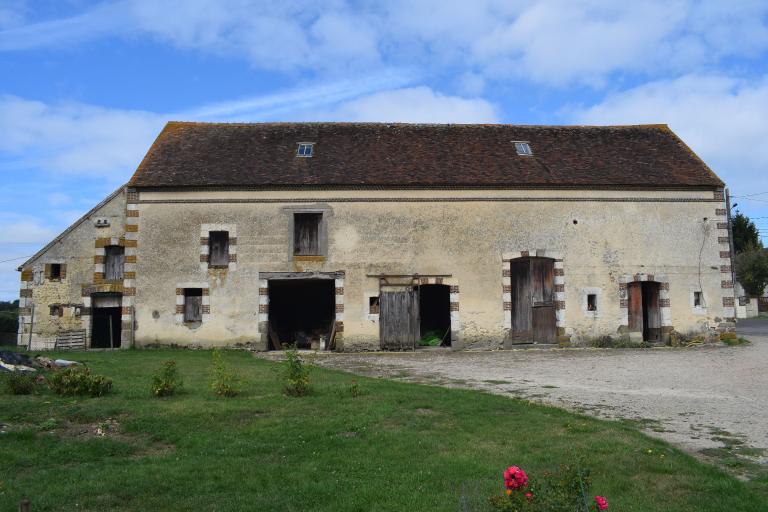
{"left": 125, "top": 186, "right": 734, "bottom": 350}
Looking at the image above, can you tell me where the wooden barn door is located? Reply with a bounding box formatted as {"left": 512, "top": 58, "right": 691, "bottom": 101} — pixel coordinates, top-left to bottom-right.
{"left": 380, "top": 287, "right": 420, "bottom": 350}
{"left": 510, "top": 258, "right": 556, "bottom": 343}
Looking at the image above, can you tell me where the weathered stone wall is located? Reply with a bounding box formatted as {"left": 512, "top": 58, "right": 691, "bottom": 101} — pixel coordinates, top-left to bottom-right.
{"left": 132, "top": 188, "right": 733, "bottom": 349}
{"left": 18, "top": 189, "right": 127, "bottom": 349}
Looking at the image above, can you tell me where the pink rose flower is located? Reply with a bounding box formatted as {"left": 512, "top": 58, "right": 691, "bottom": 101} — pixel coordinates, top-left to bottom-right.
{"left": 595, "top": 495, "right": 609, "bottom": 510}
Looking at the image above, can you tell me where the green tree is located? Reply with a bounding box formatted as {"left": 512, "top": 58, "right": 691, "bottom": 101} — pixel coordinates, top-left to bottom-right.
{"left": 732, "top": 212, "right": 761, "bottom": 253}
{"left": 735, "top": 245, "right": 768, "bottom": 297}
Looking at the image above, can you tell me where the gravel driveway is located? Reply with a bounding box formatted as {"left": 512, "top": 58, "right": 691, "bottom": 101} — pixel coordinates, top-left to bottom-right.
{"left": 311, "top": 319, "right": 768, "bottom": 474}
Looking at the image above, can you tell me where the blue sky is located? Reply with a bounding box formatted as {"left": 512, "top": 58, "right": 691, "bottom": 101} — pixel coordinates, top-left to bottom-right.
{"left": 1, "top": 0, "right": 768, "bottom": 299}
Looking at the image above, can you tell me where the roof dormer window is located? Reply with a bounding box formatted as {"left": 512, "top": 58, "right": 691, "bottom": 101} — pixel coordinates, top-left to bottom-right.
{"left": 514, "top": 141, "right": 532, "bottom": 156}
{"left": 297, "top": 143, "right": 314, "bottom": 157}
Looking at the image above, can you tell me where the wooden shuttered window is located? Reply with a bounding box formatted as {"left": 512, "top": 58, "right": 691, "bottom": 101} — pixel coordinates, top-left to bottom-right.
{"left": 184, "top": 288, "right": 203, "bottom": 323}
{"left": 294, "top": 213, "right": 322, "bottom": 255}
{"left": 45, "top": 263, "right": 65, "bottom": 281}
{"left": 104, "top": 246, "right": 125, "bottom": 281}
{"left": 208, "top": 231, "right": 230, "bottom": 267}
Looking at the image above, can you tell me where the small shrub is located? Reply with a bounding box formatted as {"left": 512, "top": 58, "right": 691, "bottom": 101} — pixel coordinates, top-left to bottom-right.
{"left": 210, "top": 349, "right": 242, "bottom": 397}
{"left": 151, "top": 360, "right": 182, "bottom": 397}
{"left": 722, "top": 336, "right": 750, "bottom": 346}
{"left": 48, "top": 366, "right": 112, "bottom": 397}
{"left": 282, "top": 345, "right": 310, "bottom": 397}
{"left": 5, "top": 371, "right": 36, "bottom": 395}
{"left": 38, "top": 418, "right": 59, "bottom": 431}
{"left": 348, "top": 379, "right": 361, "bottom": 397}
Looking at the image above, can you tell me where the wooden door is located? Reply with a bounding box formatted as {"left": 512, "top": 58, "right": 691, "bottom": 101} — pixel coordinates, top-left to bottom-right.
{"left": 627, "top": 282, "right": 643, "bottom": 335}
{"left": 510, "top": 257, "right": 556, "bottom": 343}
{"left": 380, "top": 288, "right": 420, "bottom": 350}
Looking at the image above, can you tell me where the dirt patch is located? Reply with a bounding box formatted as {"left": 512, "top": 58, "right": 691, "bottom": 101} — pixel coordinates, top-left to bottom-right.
{"left": 35, "top": 416, "right": 175, "bottom": 458}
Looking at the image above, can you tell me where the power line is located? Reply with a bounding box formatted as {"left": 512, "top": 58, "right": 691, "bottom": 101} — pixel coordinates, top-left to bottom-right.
{"left": 0, "top": 255, "right": 33, "bottom": 264}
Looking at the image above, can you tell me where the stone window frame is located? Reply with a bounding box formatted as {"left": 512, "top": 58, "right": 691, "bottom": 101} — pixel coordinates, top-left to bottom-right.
{"left": 502, "top": 250, "right": 566, "bottom": 337}
{"left": 200, "top": 224, "right": 237, "bottom": 272}
{"left": 281, "top": 205, "right": 332, "bottom": 260}
{"left": 690, "top": 289, "right": 708, "bottom": 316}
{"left": 580, "top": 287, "right": 602, "bottom": 318}
{"left": 175, "top": 282, "right": 210, "bottom": 325}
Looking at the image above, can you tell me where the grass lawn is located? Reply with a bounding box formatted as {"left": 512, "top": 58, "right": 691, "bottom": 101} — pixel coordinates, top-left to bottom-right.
{"left": 1, "top": 349, "right": 766, "bottom": 511}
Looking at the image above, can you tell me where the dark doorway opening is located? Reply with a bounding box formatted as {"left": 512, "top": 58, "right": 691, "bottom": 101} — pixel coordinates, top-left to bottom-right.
{"left": 509, "top": 257, "right": 556, "bottom": 344}
{"left": 628, "top": 281, "right": 661, "bottom": 342}
{"left": 268, "top": 279, "right": 335, "bottom": 350}
{"left": 91, "top": 294, "right": 122, "bottom": 348}
{"left": 418, "top": 284, "right": 451, "bottom": 347}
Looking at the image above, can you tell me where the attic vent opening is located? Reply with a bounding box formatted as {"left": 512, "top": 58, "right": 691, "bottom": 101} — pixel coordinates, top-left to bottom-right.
{"left": 513, "top": 141, "right": 532, "bottom": 156}
{"left": 296, "top": 143, "right": 314, "bottom": 157}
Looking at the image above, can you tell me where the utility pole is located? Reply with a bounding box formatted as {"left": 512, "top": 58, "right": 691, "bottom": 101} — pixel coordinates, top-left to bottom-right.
{"left": 725, "top": 188, "right": 738, "bottom": 320}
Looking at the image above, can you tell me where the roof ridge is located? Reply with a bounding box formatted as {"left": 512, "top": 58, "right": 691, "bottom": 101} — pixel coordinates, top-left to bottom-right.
{"left": 163, "top": 120, "right": 670, "bottom": 129}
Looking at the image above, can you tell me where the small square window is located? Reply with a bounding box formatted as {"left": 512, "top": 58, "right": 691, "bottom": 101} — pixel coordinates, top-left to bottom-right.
{"left": 369, "top": 296, "right": 380, "bottom": 315}
{"left": 50, "top": 305, "right": 62, "bottom": 317}
{"left": 694, "top": 291, "right": 703, "bottom": 308}
{"left": 49, "top": 263, "right": 62, "bottom": 280}
{"left": 297, "top": 143, "right": 314, "bottom": 157}
{"left": 587, "top": 294, "right": 597, "bottom": 312}
{"left": 514, "top": 141, "right": 532, "bottom": 156}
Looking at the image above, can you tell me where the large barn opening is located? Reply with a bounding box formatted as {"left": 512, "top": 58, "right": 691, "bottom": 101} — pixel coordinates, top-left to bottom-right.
{"left": 418, "top": 284, "right": 451, "bottom": 347}
{"left": 267, "top": 279, "right": 335, "bottom": 350}
{"left": 91, "top": 293, "right": 122, "bottom": 349}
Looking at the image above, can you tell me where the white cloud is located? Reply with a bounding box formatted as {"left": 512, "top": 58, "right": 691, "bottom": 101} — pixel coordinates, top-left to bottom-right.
{"left": 0, "top": 95, "right": 165, "bottom": 179}
{"left": 0, "top": 72, "right": 415, "bottom": 178}
{"left": 0, "top": 214, "right": 57, "bottom": 246}
{"left": 2, "top": 1, "right": 767, "bottom": 86}
{"left": 310, "top": 86, "right": 498, "bottom": 123}
{"left": 569, "top": 74, "right": 768, "bottom": 200}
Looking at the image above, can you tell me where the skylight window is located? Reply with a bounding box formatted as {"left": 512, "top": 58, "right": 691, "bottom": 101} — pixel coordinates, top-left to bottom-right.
{"left": 297, "top": 143, "right": 314, "bottom": 157}
{"left": 514, "top": 141, "right": 533, "bottom": 156}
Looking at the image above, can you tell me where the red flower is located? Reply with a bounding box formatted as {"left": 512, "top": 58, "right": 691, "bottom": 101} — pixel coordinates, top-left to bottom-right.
{"left": 525, "top": 492, "right": 534, "bottom": 501}
{"left": 594, "top": 495, "right": 609, "bottom": 510}
{"left": 503, "top": 466, "right": 529, "bottom": 490}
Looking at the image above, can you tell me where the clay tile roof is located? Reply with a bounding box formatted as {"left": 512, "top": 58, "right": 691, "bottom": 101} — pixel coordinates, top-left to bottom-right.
{"left": 127, "top": 122, "right": 724, "bottom": 189}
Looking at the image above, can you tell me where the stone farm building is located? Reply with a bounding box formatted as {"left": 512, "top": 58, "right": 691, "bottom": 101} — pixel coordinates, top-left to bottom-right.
{"left": 17, "top": 122, "right": 735, "bottom": 351}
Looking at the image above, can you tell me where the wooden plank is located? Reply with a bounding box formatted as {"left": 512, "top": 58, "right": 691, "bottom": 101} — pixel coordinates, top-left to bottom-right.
{"left": 268, "top": 323, "right": 283, "bottom": 350}
{"left": 530, "top": 258, "right": 556, "bottom": 343}
{"left": 628, "top": 282, "right": 643, "bottom": 333}
{"left": 55, "top": 330, "right": 86, "bottom": 350}
{"left": 509, "top": 258, "right": 532, "bottom": 340}
{"left": 327, "top": 320, "right": 337, "bottom": 351}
